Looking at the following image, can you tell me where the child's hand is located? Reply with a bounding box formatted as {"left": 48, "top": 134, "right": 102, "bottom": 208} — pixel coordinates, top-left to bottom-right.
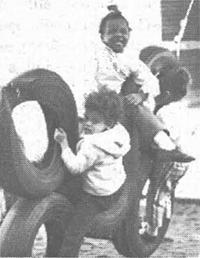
{"left": 125, "top": 93, "right": 144, "bottom": 106}
{"left": 54, "top": 128, "right": 69, "bottom": 149}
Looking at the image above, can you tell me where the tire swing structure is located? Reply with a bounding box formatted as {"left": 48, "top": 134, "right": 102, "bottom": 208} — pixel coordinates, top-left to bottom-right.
{"left": 0, "top": 48, "right": 184, "bottom": 257}
{"left": 112, "top": 46, "right": 181, "bottom": 257}
{"left": 0, "top": 68, "right": 151, "bottom": 257}
{"left": 0, "top": 68, "right": 79, "bottom": 257}
{"left": 0, "top": 68, "right": 79, "bottom": 198}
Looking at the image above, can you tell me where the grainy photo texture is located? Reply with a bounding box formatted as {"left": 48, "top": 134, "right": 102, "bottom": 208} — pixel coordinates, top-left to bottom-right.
{"left": 0, "top": 0, "right": 200, "bottom": 257}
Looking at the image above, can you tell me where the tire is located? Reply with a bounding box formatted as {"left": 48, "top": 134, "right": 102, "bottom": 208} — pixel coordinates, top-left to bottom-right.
{"left": 0, "top": 68, "right": 79, "bottom": 198}
{"left": 124, "top": 162, "right": 174, "bottom": 257}
{"left": 112, "top": 220, "right": 134, "bottom": 257}
{"left": 139, "top": 45, "right": 187, "bottom": 113}
{"left": 139, "top": 45, "right": 179, "bottom": 75}
{"left": 121, "top": 46, "right": 180, "bottom": 103}
{"left": 140, "top": 46, "right": 169, "bottom": 63}
{"left": 107, "top": 126, "right": 151, "bottom": 257}
{"left": 111, "top": 146, "right": 152, "bottom": 257}
{"left": 0, "top": 192, "right": 73, "bottom": 257}
{"left": 88, "top": 174, "right": 137, "bottom": 239}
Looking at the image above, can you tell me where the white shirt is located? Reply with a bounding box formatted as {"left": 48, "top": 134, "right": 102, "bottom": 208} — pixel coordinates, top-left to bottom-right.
{"left": 61, "top": 123, "right": 130, "bottom": 196}
{"left": 95, "top": 44, "right": 160, "bottom": 111}
{"left": 72, "top": 43, "right": 160, "bottom": 117}
{"left": 157, "top": 99, "right": 199, "bottom": 157}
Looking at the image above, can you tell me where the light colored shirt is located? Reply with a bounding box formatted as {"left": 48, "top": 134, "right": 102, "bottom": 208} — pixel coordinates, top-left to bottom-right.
{"left": 157, "top": 99, "right": 199, "bottom": 157}
{"left": 72, "top": 43, "right": 160, "bottom": 117}
{"left": 61, "top": 123, "right": 130, "bottom": 196}
{"left": 95, "top": 45, "right": 160, "bottom": 111}
{"left": 156, "top": 99, "right": 198, "bottom": 173}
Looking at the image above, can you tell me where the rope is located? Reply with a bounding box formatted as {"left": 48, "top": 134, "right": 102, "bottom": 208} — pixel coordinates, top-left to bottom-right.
{"left": 174, "top": 0, "right": 195, "bottom": 60}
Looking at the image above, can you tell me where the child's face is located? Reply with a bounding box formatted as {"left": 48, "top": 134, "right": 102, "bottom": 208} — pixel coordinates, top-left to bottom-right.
{"left": 83, "top": 110, "right": 109, "bottom": 135}
{"left": 101, "top": 18, "right": 130, "bottom": 53}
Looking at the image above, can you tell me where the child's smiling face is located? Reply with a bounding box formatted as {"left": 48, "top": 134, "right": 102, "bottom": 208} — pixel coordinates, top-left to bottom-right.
{"left": 101, "top": 18, "right": 130, "bottom": 53}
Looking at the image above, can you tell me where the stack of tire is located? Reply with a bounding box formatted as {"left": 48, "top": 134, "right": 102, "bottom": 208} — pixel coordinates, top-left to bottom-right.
{"left": 0, "top": 47, "right": 182, "bottom": 257}
{"left": 0, "top": 68, "right": 79, "bottom": 199}
{"left": 0, "top": 69, "right": 79, "bottom": 256}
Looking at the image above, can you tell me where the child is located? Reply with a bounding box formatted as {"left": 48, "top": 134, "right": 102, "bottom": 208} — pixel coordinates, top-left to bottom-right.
{"left": 154, "top": 66, "right": 189, "bottom": 113}
{"left": 149, "top": 67, "right": 193, "bottom": 236}
{"left": 54, "top": 88, "right": 130, "bottom": 257}
{"left": 156, "top": 67, "right": 194, "bottom": 156}
{"left": 95, "top": 5, "right": 194, "bottom": 163}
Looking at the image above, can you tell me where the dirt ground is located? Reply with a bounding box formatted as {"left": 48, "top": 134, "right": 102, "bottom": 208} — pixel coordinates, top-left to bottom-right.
{"left": 79, "top": 201, "right": 200, "bottom": 258}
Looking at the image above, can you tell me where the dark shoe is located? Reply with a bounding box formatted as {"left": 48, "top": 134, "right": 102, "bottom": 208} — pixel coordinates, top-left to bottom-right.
{"left": 153, "top": 147, "right": 195, "bottom": 163}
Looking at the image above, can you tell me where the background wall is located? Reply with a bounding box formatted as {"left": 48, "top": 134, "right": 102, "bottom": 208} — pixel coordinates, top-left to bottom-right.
{"left": 161, "top": 0, "right": 200, "bottom": 90}
{"left": 0, "top": 0, "right": 162, "bottom": 101}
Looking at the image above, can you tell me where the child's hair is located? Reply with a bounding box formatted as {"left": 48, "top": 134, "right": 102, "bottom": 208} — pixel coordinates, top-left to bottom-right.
{"left": 85, "top": 87, "right": 124, "bottom": 127}
{"left": 159, "top": 67, "right": 191, "bottom": 100}
{"left": 99, "top": 5, "right": 131, "bottom": 35}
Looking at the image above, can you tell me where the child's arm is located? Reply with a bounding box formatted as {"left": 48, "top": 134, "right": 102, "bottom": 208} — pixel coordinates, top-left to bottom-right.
{"left": 125, "top": 91, "right": 148, "bottom": 106}
{"left": 127, "top": 60, "right": 160, "bottom": 111}
{"left": 54, "top": 129, "right": 98, "bottom": 175}
{"left": 131, "top": 60, "right": 160, "bottom": 98}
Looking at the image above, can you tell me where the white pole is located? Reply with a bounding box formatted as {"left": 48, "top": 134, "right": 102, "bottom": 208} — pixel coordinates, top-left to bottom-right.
{"left": 174, "top": 0, "right": 195, "bottom": 60}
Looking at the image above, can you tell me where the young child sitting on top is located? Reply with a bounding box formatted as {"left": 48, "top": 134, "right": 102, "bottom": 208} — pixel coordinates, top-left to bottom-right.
{"left": 94, "top": 5, "right": 194, "bottom": 163}
{"left": 54, "top": 88, "right": 130, "bottom": 257}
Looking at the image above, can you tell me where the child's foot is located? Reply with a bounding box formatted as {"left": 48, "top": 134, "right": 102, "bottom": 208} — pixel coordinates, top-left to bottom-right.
{"left": 152, "top": 131, "right": 195, "bottom": 163}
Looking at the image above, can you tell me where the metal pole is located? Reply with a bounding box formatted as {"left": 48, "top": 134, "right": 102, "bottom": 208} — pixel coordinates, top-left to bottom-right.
{"left": 173, "top": 0, "right": 195, "bottom": 60}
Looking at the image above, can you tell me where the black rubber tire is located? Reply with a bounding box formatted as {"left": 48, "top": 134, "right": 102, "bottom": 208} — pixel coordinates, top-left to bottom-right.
{"left": 139, "top": 45, "right": 187, "bottom": 114}
{"left": 139, "top": 45, "right": 179, "bottom": 74}
{"left": 112, "top": 220, "right": 134, "bottom": 257}
{"left": 0, "top": 192, "right": 73, "bottom": 257}
{"left": 111, "top": 146, "right": 153, "bottom": 257}
{"left": 88, "top": 174, "right": 137, "bottom": 239}
{"left": 124, "top": 166, "right": 174, "bottom": 257}
{"left": 140, "top": 46, "right": 169, "bottom": 63}
{"left": 0, "top": 68, "right": 79, "bottom": 198}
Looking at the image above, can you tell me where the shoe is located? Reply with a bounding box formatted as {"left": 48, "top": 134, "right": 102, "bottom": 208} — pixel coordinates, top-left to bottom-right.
{"left": 152, "top": 147, "right": 195, "bottom": 163}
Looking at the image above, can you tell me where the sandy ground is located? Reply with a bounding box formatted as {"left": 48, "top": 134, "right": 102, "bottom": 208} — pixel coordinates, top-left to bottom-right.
{"left": 79, "top": 201, "right": 200, "bottom": 258}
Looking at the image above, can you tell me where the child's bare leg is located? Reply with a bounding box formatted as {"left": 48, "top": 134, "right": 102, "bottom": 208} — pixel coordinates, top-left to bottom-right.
{"left": 126, "top": 104, "right": 194, "bottom": 163}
